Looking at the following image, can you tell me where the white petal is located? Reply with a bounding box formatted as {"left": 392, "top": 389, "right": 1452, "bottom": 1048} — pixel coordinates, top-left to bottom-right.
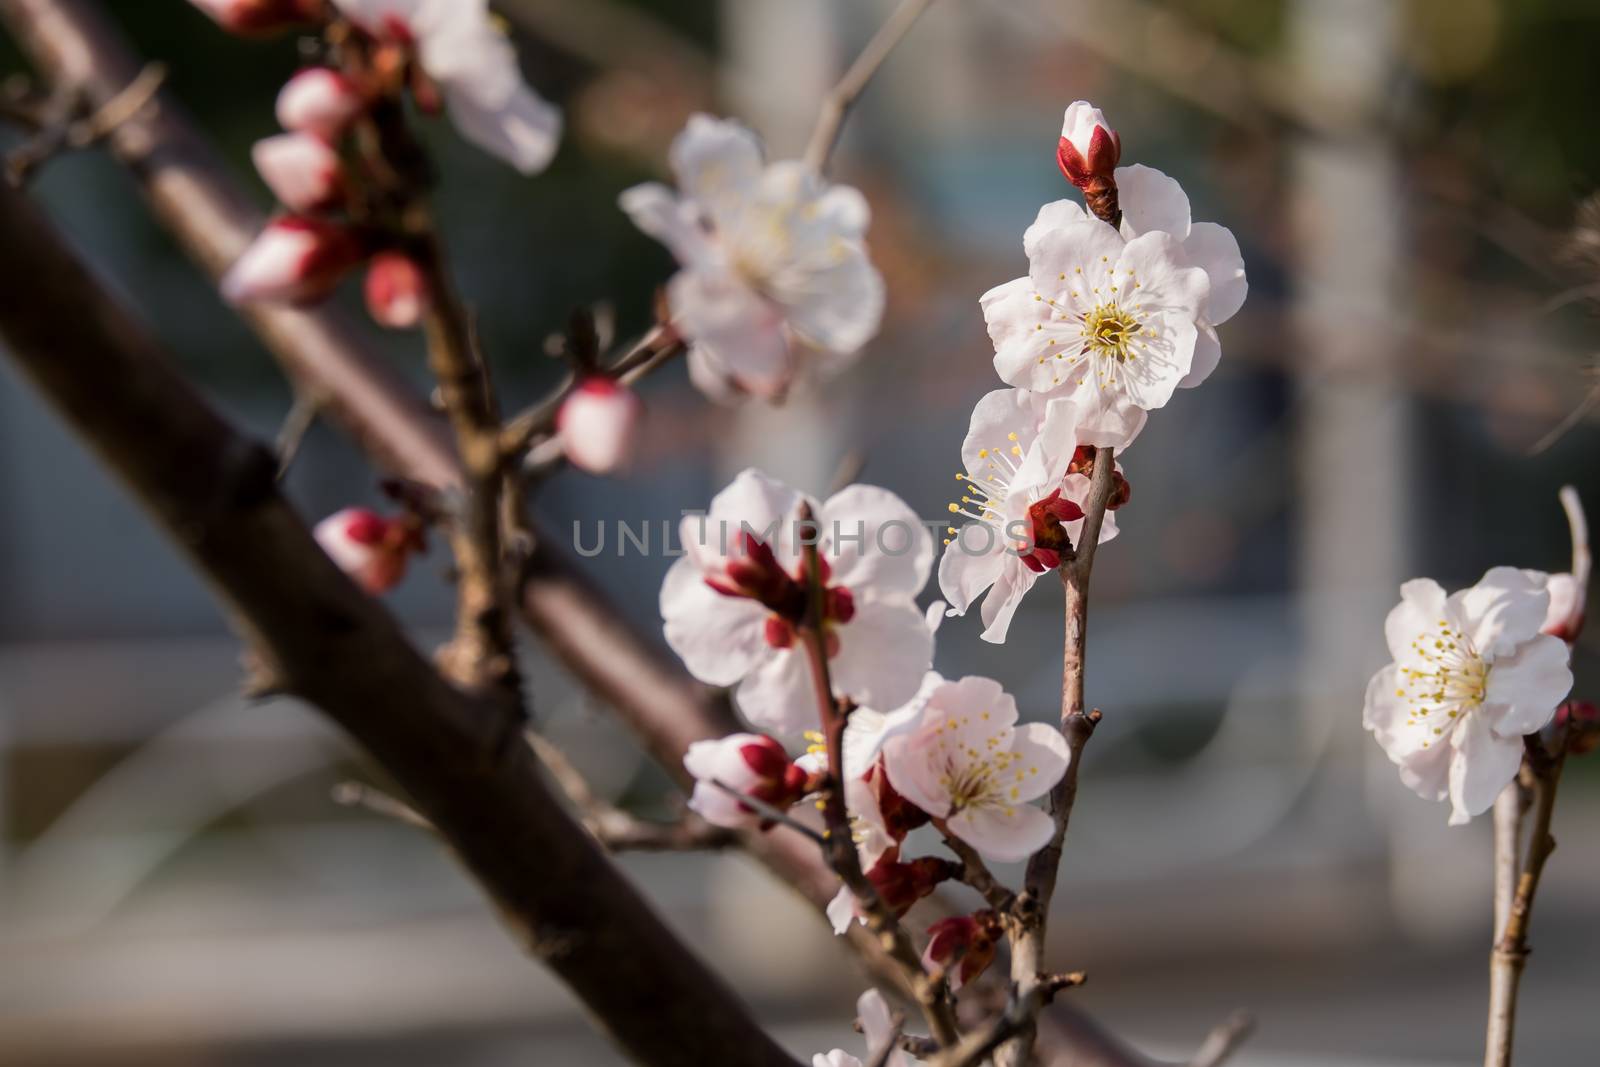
{"left": 821, "top": 485, "right": 933, "bottom": 597}
{"left": 979, "top": 562, "right": 1042, "bottom": 644}
{"left": 660, "top": 557, "right": 769, "bottom": 685}
{"left": 1484, "top": 634, "right": 1572, "bottom": 736}
{"left": 773, "top": 242, "right": 885, "bottom": 356}
{"left": 1448, "top": 712, "right": 1523, "bottom": 825}
{"left": 1027, "top": 218, "right": 1126, "bottom": 299}
{"left": 1185, "top": 221, "right": 1247, "bottom": 325}
{"left": 668, "top": 113, "right": 764, "bottom": 226}
{"left": 1023, "top": 198, "right": 1090, "bottom": 259}
{"left": 1010, "top": 722, "right": 1071, "bottom": 802}
{"left": 826, "top": 886, "right": 860, "bottom": 936}
{"left": 1451, "top": 566, "right": 1551, "bottom": 659}
{"left": 1179, "top": 322, "right": 1222, "bottom": 390}
{"left": 1116, "top": 164, "right": 1191, "bottom": 240}
{"left": 830, "top": 601, "right": 935, "bottom": 712}
{"left": 948, "top": 802, "right": 1055, "bottom": 863}
{"left": 735, "top": 648, "right": 818, "bottom": 737}
{"left": 856, "top": 990, "right": 898, "bottom": 1062}
{"left": 1384, "top": 578, "right": 1451, "bottom": 666}
{"left": 443, "top": 77, "right": 561, "bottom": 175}
{"left": 668, "top": 268, "right": 793, "bottom": 400}
{"left": 619, "top": 183, "right": 714, "bottom": 268}
{"left": 938, "top": 535, "right": 1006, "bottom": 616}
{"left": 960, "top": 387, "right": 1043, "bottom": 474}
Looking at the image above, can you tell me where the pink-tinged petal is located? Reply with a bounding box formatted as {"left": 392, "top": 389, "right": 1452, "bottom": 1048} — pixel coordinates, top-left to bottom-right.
{"left": 735, "top": 647, "right": 817, "bottom": 736}
{"left": 220, "top": 216, "right": 364, "bottom": 305}
{"left": 668, "top": 113, "right": 765, "bottom": 224}
{"left": 1384, "top": 578, "right": 1451, "bottom": 666}
{"left": 1023, "top": 198, "right": 1091, "bottom": 260}
{"left": 1484, "top": 634, "right": 1572, "bottom": 737}
{"left": 1009, "top": 723, "right": 1071, "bottom": 802}
{"left": 938, "top": 535, "right": 1007, "bottom": 616}
{"left": 1364, "top": 664, "right": 1425, "bottom": 760}
{"left": 830, "top": 601, "right": 935, "bottom": 713}
{"left": 660, "top": 556, "right": 770, "bottom": 685}
{"left": 820, "top": 485, "right": 932, "bottom": 597}
{"left": 960, "top": 388, "right": 1044, "bottom": 474}
{"left": 1115, "top": 164, "right": 1191, "bottom": 240}
{"left": 1449, "top": 566, "right": 1550, "bottom": 659}
{"left": 880, "top": 712, "right": 954, "bottom": 821}
{"left": 1184, "top": 221, "right": 1248, "bottom": 324}
{"left": 276, "top": 68, "right": 365, "bottom": 141}
{"left": 618, "top": 183, "right": 715, "bottom": 268}
{"left": 249, "top": 132, "right": 333, "bottom": 205}
{"left": 1447, "top": 712, "right": 1523, "bottom": 826}
{"left": 980, "top": 276, "right": 1046, "bottom": 359}
{"left": 1396, "top": 731, "right": 1453, "bottom": 805}
{"left": 1536, "top": 570, "right": 1585, "bottom": 640}
{"left": 947, "top": 802, "right": 1055, "bottom": 863}
{"left": 668, "top": 268, "right": 793, "bottom": 400}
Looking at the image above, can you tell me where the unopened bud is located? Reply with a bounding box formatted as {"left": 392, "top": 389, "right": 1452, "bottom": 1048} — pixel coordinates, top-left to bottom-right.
{"left": 252, "top": 132, "right": 345, "bottom": 214}
{"left": 1542, "top": 572, "right": 1587, "bottom": 644}
{"left": 276, "top": 68, "right": 364, "bottom": 142}
{"left": 314, "top": 507, "right": 424, "bottom": 594}
{"left": 684, "top": 733, "right": 809, "bottom": 829}
{"left": 363, "top": 251, "right": 431, "bottom": 329}
{"left": 558, "top": 377, "right": 643, "bottom": 476}
{"left": 1056, "top": 101, "right": 1121, "bottom": 225}
{"left": 188, "top": 0, "right": 321, "bottom": 35}
{"left": 922, "top": 910, "right": 1002, "bottom": 991}
{"left": 866, "top": 849, "right": 956, "bottom": 917}
{"left": 222, "top": 216, "right": 365, "bottom": 305}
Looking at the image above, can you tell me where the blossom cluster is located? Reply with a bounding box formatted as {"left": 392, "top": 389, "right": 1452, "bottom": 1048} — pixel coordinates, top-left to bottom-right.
{"left": 656, "top": 102, "right": 1247, "bottom": 1028}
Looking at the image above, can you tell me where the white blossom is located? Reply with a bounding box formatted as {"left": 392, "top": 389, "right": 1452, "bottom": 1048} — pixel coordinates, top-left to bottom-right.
{"left": 620, "top": 114, "right": 884, "bottom": 401}
{"left": 1364, "top": 568, "right": 1574, "bottom": 825}
{"left": 937, "top": 389, "right": 1120, "bottom": 643}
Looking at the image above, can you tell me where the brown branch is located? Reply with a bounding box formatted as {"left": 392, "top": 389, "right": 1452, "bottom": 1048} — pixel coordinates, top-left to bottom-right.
{"left": 802, "top": 0, "right": 936, "bottom": 174}
{"left": 0, "top": 8, "right": 1207, "bottom": 1065}
{"left": 0, "top": 177, "right": 800, "bottom": 1067}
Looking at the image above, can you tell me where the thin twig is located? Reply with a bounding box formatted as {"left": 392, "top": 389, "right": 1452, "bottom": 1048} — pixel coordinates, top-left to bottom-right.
{"left": 332, "top": 781, "right": 434, "bottom": 830}
{"left": 802, "top": 0, "right": 936, "bottom": 174}
{"left": 4, "top": 61, "right": 163, "bottom": 184}
{"left": 1186, "top": 1012, "right": 1255, "bottom": 1067}
{"left": 1526, "top": 371, "right": 1600, "bottom": 456}
{"left": 528, "top": 730, "right": 738, "bottom": 851}
{"left": 275, "top": 390, "right": 322, "bottom": 479}
{"left": 709, "top": 778, "right": 828, "bottom": 845}
{"left": 1560, "top": 485, "right": 1591, "bottom": 592}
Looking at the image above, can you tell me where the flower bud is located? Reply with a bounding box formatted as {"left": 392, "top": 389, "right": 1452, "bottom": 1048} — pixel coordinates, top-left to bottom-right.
{"left": 922, "top": 910, "right": 1002, "bottom": 991}
{"left": 557, "top": 377, "right": 644, "bottom": 476}
{"left": 1056, "top": 100, "right": 1121, "bottom": 224}
{"left": 252, "top": 132, "right": 345, "bottom": 214}
{"left": 363, "top": 251, "right": 432, "bottom": 330}
{"left": 866, "top": 848, "right": 957, "bottom": 917}
{"left": 221, "top": 216, "right": 365, "bottom": 305}
{"left": 1542, "top": 572, "right": 1587, "bottom": 643}
{"left": 276, "top": 68, "right": 364, "bottom": 142}
{"left": 1557, "top": 700, "right": 1600, "bottom": 756}
{"left": 188, "top": 0, "right": 321, "bottom": 35}
{"left": 314, "top": 507, "right": 424, "bottom": 594}
{"left": 683, "top": 733, "right": 809, "bottom": 829}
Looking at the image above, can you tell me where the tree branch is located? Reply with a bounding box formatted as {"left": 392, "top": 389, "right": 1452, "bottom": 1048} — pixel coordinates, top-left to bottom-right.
{"left": 802, "top": 0, "right": 936, "bottom": 173}
{"left": 0, "top": 178, "right": 800, "bottom": 1067}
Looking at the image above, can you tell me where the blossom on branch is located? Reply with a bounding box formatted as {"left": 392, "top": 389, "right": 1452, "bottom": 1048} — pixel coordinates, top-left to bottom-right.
{"left": 879, "top": 674, "right": 1070, "bottom": 862}
{"left": 985, "top": 213, "right": 1209, "bottom": 445}
{"left": 620, "top": 115, "right": 885, "bottom": 401}
{"left": 1056, "top": 100, "right": 1120, "bottom": 222}
{"left": 937, "top": 389, "right": 1120, "bottom": 643}
{"left": 682, "top": 733, "right": 810, "bottom": 829}
{"left": 277, "top": 68, "right": 366, "bottom": 142}
{"left": 813, "top": 989, "right": 910, "bottom": 1067}
{"left": 252, "top": 132, "right": 346, "bottom": 214}
{"left": 221, "top": 215, "right": 365, "bottom": 305}
{"left": 1364, "top": 568, "right": 1574, "bottom": 825}
{"left": 313, "top": 507, "right": 424, "bottom": 594}
{"left": 1024, "top": 166, "right": 1247, "bottom": 391}
{"left": 557, "top": 377, "right": 642, "bottom": 475}
{"left": 661, "top": 469, "right": 933, "bottom": 735}
{"left": 331, "top": 0, "right": 562, "bottom": 174}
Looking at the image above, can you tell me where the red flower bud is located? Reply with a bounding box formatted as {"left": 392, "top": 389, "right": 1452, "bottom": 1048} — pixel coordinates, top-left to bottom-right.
{"left": 922, "top": 910, "right": 1003, "bottom": 990}
{"left": 363, "top": 251, "right": 432, "bottom": 330}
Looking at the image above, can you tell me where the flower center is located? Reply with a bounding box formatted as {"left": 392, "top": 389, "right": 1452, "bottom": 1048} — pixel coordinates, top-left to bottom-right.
{"left": 930, "top": 714, "right": 1027, "bottom": 814}
{"left": 1081, "top": 302, "right": 1142, "bottom": 363}
{"left": 1395, "top": 619, "right": 1491, "bottom": 745}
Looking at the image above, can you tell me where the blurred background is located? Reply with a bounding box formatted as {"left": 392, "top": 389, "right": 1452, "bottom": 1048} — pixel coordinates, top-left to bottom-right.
{"left": 2, "top": 0, "right": 1599, "bottom": 1063}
